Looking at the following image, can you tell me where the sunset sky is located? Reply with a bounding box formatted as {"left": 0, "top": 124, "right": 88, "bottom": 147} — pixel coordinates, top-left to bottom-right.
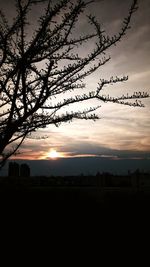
{"left": 1, "top": 0, "right": 150, "bottom": 164}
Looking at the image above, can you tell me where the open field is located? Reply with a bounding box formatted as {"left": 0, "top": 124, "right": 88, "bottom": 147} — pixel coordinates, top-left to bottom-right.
{"left": 1, "top": 174, "right": 150, "bottom": 214}
{"left": 1, "top": 179, "right": 150, "bottom": 232}
{"left": 1, "top": 183, "right": 150, "bottom": 209}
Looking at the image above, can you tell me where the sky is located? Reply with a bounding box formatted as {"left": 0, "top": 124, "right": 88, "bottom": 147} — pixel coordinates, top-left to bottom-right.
{"left": 0, "top": 0, "right": 150, "bottom": 172}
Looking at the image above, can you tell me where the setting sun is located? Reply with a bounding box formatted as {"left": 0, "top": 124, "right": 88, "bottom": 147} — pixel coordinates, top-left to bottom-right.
{"left": 48, "top": 149, "right": 59, "bottom": 159}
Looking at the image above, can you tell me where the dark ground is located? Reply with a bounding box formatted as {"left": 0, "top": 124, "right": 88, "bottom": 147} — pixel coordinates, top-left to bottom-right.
{"left": 1, "top": 174, "right": 149, "bottom": 254}
{"left": 1, "top": 184, "right": 150, "bottom": 211}
{"left": 1, "top": 175, "right": 150, "bottom": 223}
{"left": 1, "top": 184, "right": 150, "bottom": 241}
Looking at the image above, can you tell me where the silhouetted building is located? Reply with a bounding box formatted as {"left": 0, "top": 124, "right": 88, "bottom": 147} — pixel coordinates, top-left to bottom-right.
{"left": 20, "top": 164, "right": 30, "bottom": 177}
{"left": 8, "top": 162, "right": 19, "bottom": 177}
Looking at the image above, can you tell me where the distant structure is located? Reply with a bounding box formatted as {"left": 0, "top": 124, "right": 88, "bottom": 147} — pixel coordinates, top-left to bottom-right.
{"left": 8, "top": 162, "right": 30, "bottom": 177}
{"left": 8, "top": 162, "right": 20, "bottom": 177}
{"left": 20, "top": 164, "right": 30, "bottom": 177}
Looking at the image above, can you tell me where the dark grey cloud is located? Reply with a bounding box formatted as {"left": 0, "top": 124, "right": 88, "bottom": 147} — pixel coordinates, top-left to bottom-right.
{"left": 64, "top": 140, "right": 150, "bottom": 159}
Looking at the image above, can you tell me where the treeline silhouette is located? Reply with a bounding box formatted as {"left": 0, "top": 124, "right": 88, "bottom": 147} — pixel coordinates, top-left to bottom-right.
{"left": 1, "top": 169, "right": 150, "bottom": 213}
{"left": 0, "top": 168, "right": 150, "bottom": 190}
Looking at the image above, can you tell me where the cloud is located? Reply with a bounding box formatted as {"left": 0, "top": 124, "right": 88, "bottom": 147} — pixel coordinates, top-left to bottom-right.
{"left": 14, "top": 130, "right": 150, "bottom": 160}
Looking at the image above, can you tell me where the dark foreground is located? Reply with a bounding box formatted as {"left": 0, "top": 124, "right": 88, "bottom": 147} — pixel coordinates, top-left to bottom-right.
{"left": 1, "top": 184, "right": 150, "bottom": 238}
{"left": 1, "top": 184, "right": 150, "bottom": 210}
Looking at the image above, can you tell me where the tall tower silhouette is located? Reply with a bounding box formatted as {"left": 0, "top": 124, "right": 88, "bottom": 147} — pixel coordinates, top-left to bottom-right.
{"left": 8, "top": 162, "right": 19, "bottom": 177}
{"left": 20, "top": 164, "right": 30, "bottom": 177}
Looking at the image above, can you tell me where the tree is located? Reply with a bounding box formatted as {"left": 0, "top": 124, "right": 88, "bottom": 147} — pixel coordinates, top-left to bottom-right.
{"left": 0, "top": 0, "right": 149, "bottom": 168}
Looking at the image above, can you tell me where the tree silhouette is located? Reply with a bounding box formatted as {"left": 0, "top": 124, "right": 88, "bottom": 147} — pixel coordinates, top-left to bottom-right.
{"left": 0, "top": 0, "right": 149, "bottom": 168}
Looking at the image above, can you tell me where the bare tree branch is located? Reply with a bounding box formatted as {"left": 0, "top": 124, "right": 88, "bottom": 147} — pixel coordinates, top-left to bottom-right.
{"left": 0, "top": 0, "right": 149, "bottom": 168}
